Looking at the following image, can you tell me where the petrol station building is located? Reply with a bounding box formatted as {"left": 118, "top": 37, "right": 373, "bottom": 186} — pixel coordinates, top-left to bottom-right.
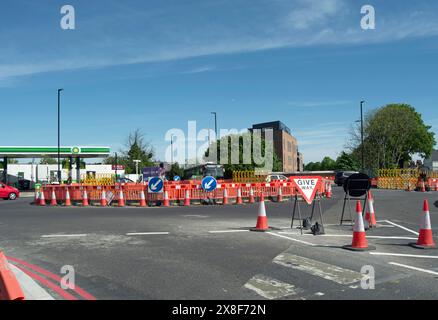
{"left": 0, "top": 146, "right": 111, "bottom": 186}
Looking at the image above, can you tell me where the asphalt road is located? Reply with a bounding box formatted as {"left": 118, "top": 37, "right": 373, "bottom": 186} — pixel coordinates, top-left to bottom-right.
{"left": 1, "top": 186, "right": 438, "bottom": 300}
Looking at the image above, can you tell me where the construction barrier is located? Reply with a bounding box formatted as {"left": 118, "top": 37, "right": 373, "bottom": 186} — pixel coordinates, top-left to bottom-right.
{"left": 0, "top": 252, "right": 25, "bottom": 300}
{"left": 377, "top": 168, "right": 438, "bottom": 191}
{"left": 37, "top": 179, "right": 330, "bottom": 208}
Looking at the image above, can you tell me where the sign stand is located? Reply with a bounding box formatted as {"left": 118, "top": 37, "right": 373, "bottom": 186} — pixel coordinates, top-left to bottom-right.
{"left": 340, "top": 192, "right": 368, "bottom": 226}
{"left": 291, "top": 192, "right": 325, "bottom": 235}
{"left": 339, "top": 174, "right": 371, "bottom": 226}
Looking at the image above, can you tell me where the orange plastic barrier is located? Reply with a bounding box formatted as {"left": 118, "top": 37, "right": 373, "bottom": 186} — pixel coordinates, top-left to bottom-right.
{"left": 39, "top": 178, "right": 330, "bottom": 207}
{"left": 0, "top": 252, "right": 25, "bottom": 300}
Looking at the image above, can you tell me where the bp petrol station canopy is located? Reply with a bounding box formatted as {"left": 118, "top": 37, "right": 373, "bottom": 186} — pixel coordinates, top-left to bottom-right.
{"left": 0, "top": 146, "right": 111, "bottom": 159}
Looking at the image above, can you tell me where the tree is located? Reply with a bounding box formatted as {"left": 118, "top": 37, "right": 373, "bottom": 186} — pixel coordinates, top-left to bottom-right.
{"left": 304, "top": 162, "right": 321, "bottom": 171}
{"left": 335, "top": 152, "right": 359, "bottom": 171}
{"left": 40, "top": 156, "right": 58, "bottom": 164}
{"left": 348, "top": 104, "right": 435, "bottom": 172}
{"left": 167, "top": 163, "right": 185, "bottom": 181}
{"left": 320, "top": 157, "right": 337, "bottom": 170}
{"left": 105, "top": 129, "right": 155, "bottom": 174}
{"left": 204, "top": 132, "right": 283, "bottom": 179}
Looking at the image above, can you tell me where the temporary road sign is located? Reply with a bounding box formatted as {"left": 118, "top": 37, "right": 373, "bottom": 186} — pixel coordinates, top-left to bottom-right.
{"left": 202, "top": 176, "right": 217, "bottom": 192}
{"left": 292, "top": 176, "right": 321, "bottom": 204}
{"left": 148, "top": 177, "right": 164, "bottom": 193}
{"left": 174, "top": 175, "right": 181, "bottom": 182}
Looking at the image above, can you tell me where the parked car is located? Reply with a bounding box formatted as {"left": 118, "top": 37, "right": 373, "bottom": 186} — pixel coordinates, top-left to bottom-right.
{"left": 334, "top": 171, "right": 359, "bottom": 186}
{"left": 116, "top": 177, "right": 135, "bottom": 184}
{"left": 0, "top": 183, "right": 20, "bottom": 200}
{"left": 266, "top": 174, "right": 288, "bottom": 183}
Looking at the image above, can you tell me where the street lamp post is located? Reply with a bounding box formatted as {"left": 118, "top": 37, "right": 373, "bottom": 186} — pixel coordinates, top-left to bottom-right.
{"left": 170, "top": 135, "right": 174, "bottom": 165}
{"left": 211, "top": 112, "right": 218, "bottom": 140}
{"left": 133, "top": 160, "right": 141, "bottom": 177}
{"left": 360, "top": 101, "right": 365, "bottom": 173}
{"left": 57, "top": 89, "right": 64, "bottom": 183}
{"left": 211, "top": 112, "right": 218, "bottom": 177}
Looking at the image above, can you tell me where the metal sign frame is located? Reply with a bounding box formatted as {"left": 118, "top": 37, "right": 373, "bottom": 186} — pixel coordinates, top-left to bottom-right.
{"left": 291, "top": 191, "right": 325, "bottom": 235}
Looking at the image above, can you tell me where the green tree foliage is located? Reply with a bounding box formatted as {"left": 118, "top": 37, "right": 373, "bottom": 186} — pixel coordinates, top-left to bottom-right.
{"left": 204, "top": 132, "right": 283, "bottom": 179}
{"left": 349, "top": 104, "right": 435, "bottom": 172}
{"left": 167, "top": 163, "right": 185, "bottom": 181}
{"left": 61, "top": 158, "right": 86, "bottom": 169}
{"left": 40, "top": 156, "right": 58, "bottom": 164}
{"left": 105, "top": 129, "right": 155, "bottom": 174}
{"left": 304, "top": 157, "right": 337, "bottom": 171}
{"left": 335, "top": 152, "right": 359, "bottom": 171}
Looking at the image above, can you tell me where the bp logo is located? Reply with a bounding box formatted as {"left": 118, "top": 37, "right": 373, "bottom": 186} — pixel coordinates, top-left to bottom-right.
{"left": 71, "top": 147, "right": 80, "bottom": 154}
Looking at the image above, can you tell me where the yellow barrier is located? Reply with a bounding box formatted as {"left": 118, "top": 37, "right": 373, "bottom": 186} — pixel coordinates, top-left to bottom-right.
{"left": 377, "top": 169, "right": 438, "bottom": 190}
{"left": 232, "top": 171, "right": 267, "bottom": 183}
{"left": 80, "top": 173, "right": 115, "bottom": 186}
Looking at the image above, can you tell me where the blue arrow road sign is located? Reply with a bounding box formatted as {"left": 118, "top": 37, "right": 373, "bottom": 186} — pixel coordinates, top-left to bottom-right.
{"left": 148, "top": 177, "right": 164, "bottom": 193}
{"left": 174, "top": 175, "right": 181, "bottom": 182}
{"left": 202, "top": 176, "right": 217, "bottom": 192}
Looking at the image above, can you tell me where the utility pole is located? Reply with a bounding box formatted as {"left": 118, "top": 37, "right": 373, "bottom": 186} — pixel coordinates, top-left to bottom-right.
{"left": 57, "top": 89, "right": 64, "bottom": 183}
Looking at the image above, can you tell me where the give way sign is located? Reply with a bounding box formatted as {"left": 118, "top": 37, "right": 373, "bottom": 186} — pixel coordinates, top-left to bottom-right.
{"left": 291, "top": 176, "right": 322, "bottom": 204}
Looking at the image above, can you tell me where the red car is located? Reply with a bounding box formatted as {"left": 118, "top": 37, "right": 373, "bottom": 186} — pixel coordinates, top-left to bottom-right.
{"left": 0, "top": 183, "right": 20, "bottom": 200}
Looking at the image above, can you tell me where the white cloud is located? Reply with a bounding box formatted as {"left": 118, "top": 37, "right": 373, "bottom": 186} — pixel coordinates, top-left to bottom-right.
{"left": 2, "top": 1, "right": 438, "bottom": 83}
{"left": 286, "top": 0, "right": 344, "bottom": 30}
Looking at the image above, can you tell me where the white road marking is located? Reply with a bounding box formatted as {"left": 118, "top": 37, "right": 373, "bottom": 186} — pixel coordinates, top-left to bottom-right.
{"left": 384, "top": 220, "right": 419, "bottom": 236}
{"left": 126, "top": 232, "right": 169, "bottom": 236}
{"left": 244, "top": 274, "right": 301, "bottom": 300}
{"left": 371, "top": 252, "right": 438, "bottom": 259}
{"left": 273, "top": 253, "right": 363, "bottom": 285}
{"left": 41, "top": 234, "right": 87, "bottom": 238}
{"left": 388, "top": 262, "right": 438, "bottom": 276}
{"left": 208, "top": 230, "right": 250, "bottom": 234}
{"left": 182, "top": 215, "right": 209, "bottom": 218}
{"left": 278, "top": 232, "right": 416, "bottom": 240}
{"left": 266, "top": 232, "right": 316, "bottom": 246}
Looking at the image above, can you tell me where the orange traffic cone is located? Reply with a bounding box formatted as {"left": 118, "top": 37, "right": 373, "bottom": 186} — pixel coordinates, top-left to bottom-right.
{"left": 249, "top": 188, "right": 255, "bottom": 204}
{"left": 411, "top": 200, "right": 436, "bottom": 249}
{"left": 365, "top": 191, "right": 377, "bottom": 229}
{"left": 250, "top": 198, "right": 271, "bottom": 232}
{"left": 118, "top": 189, "right": 125, "bottom": 207}
{"left": 184, "top": 189, "right": 191, "bottom": 206}
{"left": 50, "top": 190, "right": 57, "bottom": 206}
{"left": 223, "top": 188, "right": 229, "bottom": 205}
{"left": 39, "top": 188, "right": 46, "bottom": 206}
{"left": 278, "top": 186, "right": 283, "bottom": 202}
{"left": 82, "top": 189, "right": 89, "bottom": 207}
{"left": 163, "top": 190, "right": 170, "bottom": 207}
{"left": 236, "top": 188, "right": 243, "bottom": 205}
{"left": 326, "top": 181, "right": 332, "bottom": 199}
{"left": 260, "top": 192, "right": 265, "bottom": 202}
{"left": 65, "top": 189, "right": 71, "bottom": 207}
{"left": 34, "top": 190, "right": 40, "bottom": 205}
{"left": 140, "top": 190, "right": 147, "bottom": 207}
{"left": 421, "top": 181, "right": 426, "bottom": 192}
{"left": 343, "top": 201, "right": 375, "bottom": 251}
{"left": 100, "top": 189, "right": 107, "bottom": 207}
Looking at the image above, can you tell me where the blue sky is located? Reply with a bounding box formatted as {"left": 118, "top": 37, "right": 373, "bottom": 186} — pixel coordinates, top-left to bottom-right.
{"left": 1, "top": 0, "right": 438, "bottom": 163}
